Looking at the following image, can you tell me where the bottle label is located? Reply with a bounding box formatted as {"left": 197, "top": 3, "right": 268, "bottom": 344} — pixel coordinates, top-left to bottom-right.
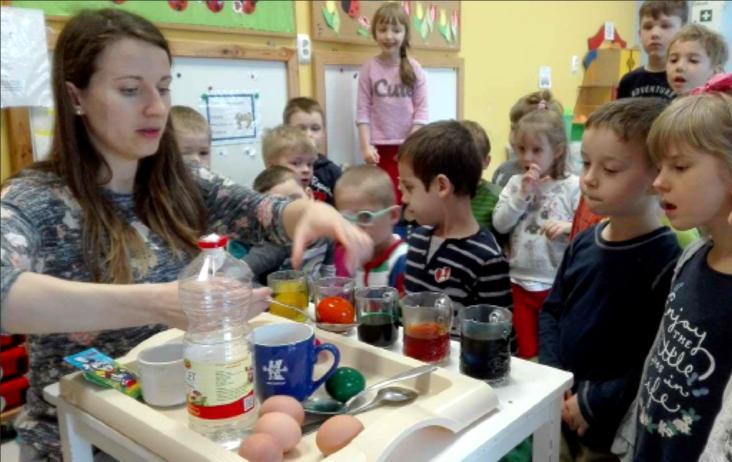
{"left": 184, "top": 355, "right": 255, "bottom": 420}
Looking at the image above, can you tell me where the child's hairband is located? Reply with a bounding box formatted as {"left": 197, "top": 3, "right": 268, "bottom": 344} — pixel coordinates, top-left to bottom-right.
{"left": 537, "top": 100, "right": 548, "bottom": 110}
{"left": 690, "top": 73, "right": 732, "bottom": 95}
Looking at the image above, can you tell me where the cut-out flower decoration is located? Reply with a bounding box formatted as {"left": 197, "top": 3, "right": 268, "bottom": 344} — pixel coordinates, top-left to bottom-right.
{"left": 322, "top": 0, "right": 341, "bottom": 33}
{"left": 415, "top": 2, "right": 425, "bottom": 20}
{"left": 412, "top": 2, "right": 426, "bottom": 39}
{"left": 451, "top": 9, "right": 459, "bottom": 42}
{"left": 426, "top": 4, "right": 436, "bottom": 33}
{"left": 438, "top": 8, "right": 452, "bottom": 43}
{"left": 244, "top": 0, "right": 256, "bottom": 14}
{"left": 357, "top": 16, "right": 370, "bottom": 37}
{"left": 342, "top": 0, "right": 360, "bottom": 19}
{"left": 233, "top": 0, "right": 242, "bottom": 13}
{"left": 402, "top": 1, "right": 410, "bottom": 16}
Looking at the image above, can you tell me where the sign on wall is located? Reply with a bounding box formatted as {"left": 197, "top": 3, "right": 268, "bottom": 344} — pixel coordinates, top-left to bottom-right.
{"left": 312, "top": 1, "right": 460, "bottom": 50}
{"left": 11, "top": 0, "right": 296, "bottom": 35}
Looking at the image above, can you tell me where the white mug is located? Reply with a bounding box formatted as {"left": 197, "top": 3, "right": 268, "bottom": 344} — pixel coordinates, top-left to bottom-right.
{"left": 137, "top": 343, "right": 186, "bottom": 407}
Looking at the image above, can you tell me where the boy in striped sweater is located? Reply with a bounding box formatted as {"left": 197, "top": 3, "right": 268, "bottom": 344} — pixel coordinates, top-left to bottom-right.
{"left": 398, "top": 121, "right": 513, "bottom": 334}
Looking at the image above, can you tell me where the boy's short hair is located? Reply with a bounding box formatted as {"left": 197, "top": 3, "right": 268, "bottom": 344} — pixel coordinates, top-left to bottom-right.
{"left": 668, "top": 24, "right": 729, "bottom": 70}
{"left": 648, "top": 92, "right": 732, "bottom": 169}
{"left": 170, "top": 105, "right": 209, "bottom": 137}
{"left": 398, "top": 121, "right": 482, "bottom": 198}
{"left": 586, "top": 97, "right": 669, "bottom": 160}
{"left": 252, "top": 165, "right": 298, "bottom": 193}
{"left": 334, "top": 164, "right": 395, "bottom": 209}
{"left": 261, "top": 124, "right": 317, "bottom": 165}
{"left": 460, "top": 120, "right": 491, "bottom": 161}
{"left": 283, "top": 97, "right": 324, "bottom": 124}
{"left": 639, "top": 0, "right": 688, "bottom": 23}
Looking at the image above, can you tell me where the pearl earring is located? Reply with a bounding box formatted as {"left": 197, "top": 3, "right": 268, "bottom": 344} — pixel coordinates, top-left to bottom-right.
{"left": 75, "top": 108, "right": 83, "bottom": 115}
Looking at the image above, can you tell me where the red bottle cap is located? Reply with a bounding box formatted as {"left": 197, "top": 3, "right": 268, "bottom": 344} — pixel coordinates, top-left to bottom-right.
{"left": 197, "top": 234, "right": 228, "bottom": 249}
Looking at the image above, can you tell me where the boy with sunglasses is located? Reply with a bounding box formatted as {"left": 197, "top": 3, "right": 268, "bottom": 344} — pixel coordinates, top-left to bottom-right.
{"left": 334, "top": 165, "right": 408, "bottom": 294}
{"left": 398, "top": 121, "right": 513, "bottom": 334}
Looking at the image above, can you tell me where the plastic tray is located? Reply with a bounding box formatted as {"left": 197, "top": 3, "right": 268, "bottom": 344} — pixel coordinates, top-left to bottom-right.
{"left": 58, "top": 313, "right": 498, "bottom": 461}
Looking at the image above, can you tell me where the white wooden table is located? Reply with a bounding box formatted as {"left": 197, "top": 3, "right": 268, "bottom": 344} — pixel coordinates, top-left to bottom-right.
{"left": 45, "top": 333, "right": 572, "bottom": 462}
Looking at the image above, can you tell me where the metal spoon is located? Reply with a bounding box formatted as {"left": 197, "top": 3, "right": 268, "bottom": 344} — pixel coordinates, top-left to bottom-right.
{"left": 301, "top": 386, "right": 418, "bottom": 435}
{"left": 302, "top": 364, "right": 436, "bottom": 416}
{"left": 266, "top": 297, "right": 360, "bottom": 331}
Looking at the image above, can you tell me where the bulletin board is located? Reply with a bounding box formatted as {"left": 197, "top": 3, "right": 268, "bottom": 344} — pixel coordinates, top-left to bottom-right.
{"left": 314, "top": 51, "right": 463, "bottom": 168}
{"left": 5, "top": 18, "right": 299, "bottom": 188}
{"left": 10, "top": 0, "right": 295, "bottom": 36}
{"left": 312, "top": 1, "right": 460, "bottom": 50}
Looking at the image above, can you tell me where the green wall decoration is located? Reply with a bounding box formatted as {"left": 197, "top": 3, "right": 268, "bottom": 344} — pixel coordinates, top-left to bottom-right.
{"left": 11, "top": 0, "right": 295, "bottom": 36}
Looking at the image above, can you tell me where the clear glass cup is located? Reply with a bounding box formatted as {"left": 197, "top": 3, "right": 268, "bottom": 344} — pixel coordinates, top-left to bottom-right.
{"left": 267, "top": 270, "right": 309, "bottom": 322}
{"left": 354, "top": 286, "right": 399, "bottom": 347}
{"left": 401, "top": 292, "right": 452, "bottom": 364}
{"left": 459, "top": 305, "right": 512, "bottom": 384}
{"left": 313, "top": 277, "right": 356, "bottom": 333}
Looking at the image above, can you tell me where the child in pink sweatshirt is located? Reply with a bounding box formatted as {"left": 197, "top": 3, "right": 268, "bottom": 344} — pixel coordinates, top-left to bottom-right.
{"left": 356, "top": 2, "right": 428, "bottom": 204}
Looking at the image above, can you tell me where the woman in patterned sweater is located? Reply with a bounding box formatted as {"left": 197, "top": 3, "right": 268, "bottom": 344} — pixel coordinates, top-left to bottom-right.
{"left": 0, "top": 9, "right": 371, "bottom": 461}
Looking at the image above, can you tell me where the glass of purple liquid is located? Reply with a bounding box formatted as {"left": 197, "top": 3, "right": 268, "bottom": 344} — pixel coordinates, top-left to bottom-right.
{"left": 354, "top": 286, "right": 399, "bottom": 347}
{"left": 459, "top": 305, "right": 512, "bottom": 385}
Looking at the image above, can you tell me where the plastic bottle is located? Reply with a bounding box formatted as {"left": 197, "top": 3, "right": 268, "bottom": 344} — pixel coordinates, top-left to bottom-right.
{"left": 179, "top": 234, "right": 257, "bottom": 450}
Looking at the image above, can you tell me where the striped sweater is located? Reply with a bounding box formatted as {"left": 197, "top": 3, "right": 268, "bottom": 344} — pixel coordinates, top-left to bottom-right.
{"left": 405, "top": 226, "right": 513, "bottom": 333}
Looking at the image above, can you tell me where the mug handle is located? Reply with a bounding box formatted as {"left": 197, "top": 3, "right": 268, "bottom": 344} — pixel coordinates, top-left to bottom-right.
{"left": 309, "top": 343, "right": 340, "bottom": 396}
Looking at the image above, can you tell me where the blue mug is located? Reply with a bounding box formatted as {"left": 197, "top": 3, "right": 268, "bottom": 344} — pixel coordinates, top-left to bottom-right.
{"left": 252, "top": 323, "right": 340, "bottom": 401}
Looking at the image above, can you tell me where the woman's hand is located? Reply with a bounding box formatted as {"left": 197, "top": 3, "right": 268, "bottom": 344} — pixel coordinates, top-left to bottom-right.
{"left": 290, "top": 201, "right": 373, "bottom": 274}
{"left": 247, "top": 287, "right": 272, "bottom": 321}
{"left": 153, "top": 283, "right": 272, "bottom": 329}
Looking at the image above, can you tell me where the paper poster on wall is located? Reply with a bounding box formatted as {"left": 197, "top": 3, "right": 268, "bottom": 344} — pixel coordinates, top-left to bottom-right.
{"left": 0, "top": 7, "right": 52, "bottom": 108}
{"left": 203, "top": 92, "right": 260, "bottom": 146}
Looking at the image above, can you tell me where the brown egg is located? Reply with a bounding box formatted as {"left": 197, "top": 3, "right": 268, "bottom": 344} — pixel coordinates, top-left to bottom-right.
{"left": 254, "top": 412, "right": 302, "bottom": 452}
{"left": 315, "top": 415, "right": 365, "bottom": 456}
{"left": 238, "top": 433, "right": 283, "bottom": 462}
{"left": 259, "top": 395, "right": 305, "bottom": 425}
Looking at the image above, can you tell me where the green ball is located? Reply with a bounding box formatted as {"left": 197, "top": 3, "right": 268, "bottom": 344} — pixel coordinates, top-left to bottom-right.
{"left": 325, "top": 367, "right": 366, "bottom": 403}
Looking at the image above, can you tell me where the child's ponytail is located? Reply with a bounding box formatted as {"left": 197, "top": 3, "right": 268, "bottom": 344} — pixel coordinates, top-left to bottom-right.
{"left": 509, "top": 90, "right": 564, "bottom": 130}
{"left": 372, "top": 2, "right": 416, "bottom": 88}
{"left": 399, "top": 44, "right": 417, "bottom": 88}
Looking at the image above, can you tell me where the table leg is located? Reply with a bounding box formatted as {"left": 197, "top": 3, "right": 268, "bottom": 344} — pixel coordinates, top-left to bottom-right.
{"left": 56, "top": 398, "right": 95, "bottom": 462}
{"left": 532, "top": 394, "right": 562, "bottom": 462}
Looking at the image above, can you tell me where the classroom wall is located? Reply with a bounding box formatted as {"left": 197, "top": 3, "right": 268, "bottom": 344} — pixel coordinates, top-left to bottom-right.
{"left": 0, "top": 0, "right": 637, "bottom": 181}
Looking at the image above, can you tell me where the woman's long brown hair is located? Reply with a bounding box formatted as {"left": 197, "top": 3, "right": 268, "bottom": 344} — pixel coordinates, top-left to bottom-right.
{"left": 39, "top": 9, "right": 206, "bottom": 283}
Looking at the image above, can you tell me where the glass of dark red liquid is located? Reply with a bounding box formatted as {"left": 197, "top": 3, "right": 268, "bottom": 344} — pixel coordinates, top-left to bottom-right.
{"left": 354, "top": 286, "right": 399, "bottom": 347}
{"left": 459, "top": 305, "right": 512, "bottom": 385}
{"left": 400, "top": 292, "right": 453, "bottom": 364}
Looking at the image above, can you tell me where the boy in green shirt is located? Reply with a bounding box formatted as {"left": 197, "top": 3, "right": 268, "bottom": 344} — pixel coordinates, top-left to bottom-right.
{"left": 461, "top": 121, "right": 502, "bottom": 235}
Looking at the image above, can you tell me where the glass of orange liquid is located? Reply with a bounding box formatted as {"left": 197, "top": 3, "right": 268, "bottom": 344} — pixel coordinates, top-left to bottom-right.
{"left": 401, "top": 292, "right": 453, "bottom": 364}
{"left": 267, "top": 270, "right": 309, "bottom": 322}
